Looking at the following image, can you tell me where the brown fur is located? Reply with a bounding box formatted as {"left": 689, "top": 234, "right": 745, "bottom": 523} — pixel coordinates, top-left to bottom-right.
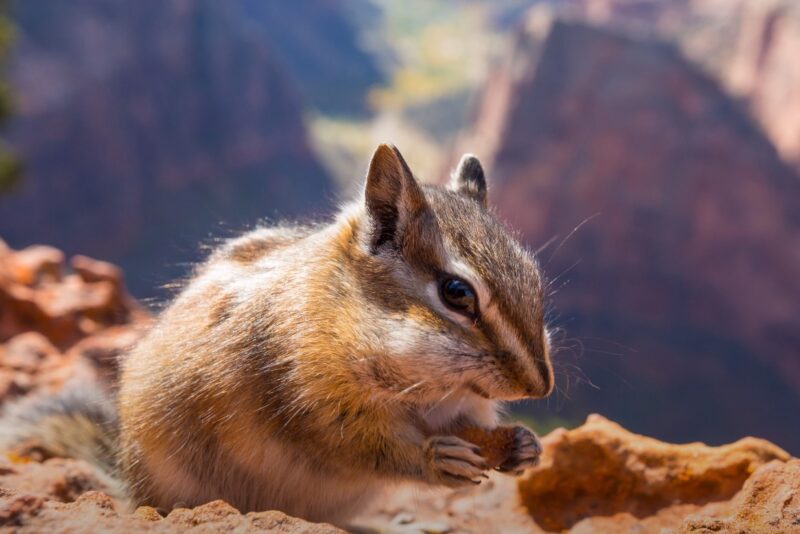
{"left": 115, "top": 144, "right": 553, "bottom": 524}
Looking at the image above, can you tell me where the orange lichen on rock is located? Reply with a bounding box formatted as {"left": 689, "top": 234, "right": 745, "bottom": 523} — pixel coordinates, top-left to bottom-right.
{"left": 456, "top": 426, "right": 517, "bottom": 468}
{"left": 518, "top": 414, "right": 791, "bottom": 531}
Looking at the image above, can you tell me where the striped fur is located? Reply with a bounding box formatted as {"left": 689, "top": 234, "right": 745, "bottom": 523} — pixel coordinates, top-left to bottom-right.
{"left": 0, "top": 383, "right": 125, "bottom": 499}
{"left": 115, "top": 144, "right": 553, "bottom": 523}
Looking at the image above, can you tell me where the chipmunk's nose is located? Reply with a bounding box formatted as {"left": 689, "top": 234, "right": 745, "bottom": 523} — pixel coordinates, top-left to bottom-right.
{"left": 533, "top": 343, "right": 554, "bottom": 397}
{"left": 519, "top": 336, "right": 553, "bottom": 398}
{"left": 481, "top": 309, "right": 553, "bottom": 399}
{"left": 494, "top": 346, "right": 552, "bottom": 399}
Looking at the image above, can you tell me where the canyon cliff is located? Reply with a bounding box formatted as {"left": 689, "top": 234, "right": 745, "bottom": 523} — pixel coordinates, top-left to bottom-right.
{"left": 0, "top": 1, "right": 344, "bottom": 298}
{"left": 455, "top": 14, "right": 800, "bottom": 453}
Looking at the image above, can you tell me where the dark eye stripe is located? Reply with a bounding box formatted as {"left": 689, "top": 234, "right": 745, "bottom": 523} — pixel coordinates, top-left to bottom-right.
{"left": 439, "top": 276, "right": 478, "bottom": 319}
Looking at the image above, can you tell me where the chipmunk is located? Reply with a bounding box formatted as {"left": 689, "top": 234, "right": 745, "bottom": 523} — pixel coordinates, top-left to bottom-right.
{"left": 0, "top": 145, "right": 553, "bottom": 524}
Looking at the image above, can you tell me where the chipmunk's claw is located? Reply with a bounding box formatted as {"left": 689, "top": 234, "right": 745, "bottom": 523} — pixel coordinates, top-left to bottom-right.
{"left": 496, "top": 425, "right": 542, "bottom": 475}
{"left": 425, "top": 435, "right": 488, "bottom": 487}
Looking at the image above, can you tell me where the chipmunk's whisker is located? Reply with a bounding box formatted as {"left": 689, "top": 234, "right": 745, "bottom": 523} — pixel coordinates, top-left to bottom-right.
{"left": 424, "top": 388, "right": 458, "bottom": 417}
{"left": 544, "top": 212, "right": 600, "bottom": 268}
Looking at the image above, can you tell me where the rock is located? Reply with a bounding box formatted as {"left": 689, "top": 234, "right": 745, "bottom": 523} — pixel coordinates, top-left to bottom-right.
{"left": 166, "top": 501, "right": 344, "bottom": 533}
{"left": 0, "top": 487, "right": 346, "bottom": 533}
{"left": 521, "top": 1, "right": 800, "bottom": 174}
{"left": 569, "top": 504, "right": 705, "bottom": 534}
{"left": 0, "top": 456, "right": 111, "bottom": 503}
{"left": 353, "top": 474, "right": 543, "bottom": 533}
{"left": 3, "top": 245, "right": 64, "bottom": 286}
{"left": 0, "top": 242, "right": 147, "bottom": 406}
{"left": 70, "top": 255, "right": 124, "bottom": 288}
{"left": 0, "top": 332, "right": 87, "bottom": 404}
{"left": 0, "top": 491, "right": 46, "bottom": 528}
{"left": 455, "top": 13, "right": 800, "bottom": 453}
{"left": 64, "top": 326, "right": 143, "bottom": 386}
{"left": 517, "top": 414, "right": 790, "bottom": 531}
{"left": 0, "top": 333, "right": 57, "bottom": 373}
{"left": 0, "top": 457, "right": 344, "bottom": 531}
{"left": 712, "top": 2, "right": 800, "bottom": 171}
{"left": 657, "top": 0, "right": 800, "bottom": 173}
{"left": 679, "top": 459, "right": 800, "bottom": 533}
{"left": 0, "top": 241, "right": 147, "bottom": 351}
{"left": 134, "top": 506, "right": 162, "bottom": 521}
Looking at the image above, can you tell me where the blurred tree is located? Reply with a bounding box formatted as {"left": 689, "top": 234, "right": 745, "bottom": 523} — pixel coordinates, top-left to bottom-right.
{"left": 0, "top": 0, "right": 19, "bottom": 194}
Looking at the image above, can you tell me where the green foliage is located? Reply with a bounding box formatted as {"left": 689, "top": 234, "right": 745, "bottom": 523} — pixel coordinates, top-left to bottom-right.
{"left": 509, "top": 412, "right": 581, "bottom": 437}
{"left": 368, "top": 0, "right": 491, "bottom": 110}
{"left": 0, "top": 0, "right": 18, "bottom": 195}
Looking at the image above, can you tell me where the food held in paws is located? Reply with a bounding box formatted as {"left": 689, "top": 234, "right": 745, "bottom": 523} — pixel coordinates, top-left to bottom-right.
{"left": 456, "top": 426, "right": 517, "bottom": 468}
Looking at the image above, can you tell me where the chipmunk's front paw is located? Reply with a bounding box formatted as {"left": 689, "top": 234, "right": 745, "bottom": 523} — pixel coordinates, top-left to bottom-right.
{"left": 496, "top": 426, "right": 543, "bottom": 475}
{"left": 424, "top": 435, "right": 488, "bottom": 487}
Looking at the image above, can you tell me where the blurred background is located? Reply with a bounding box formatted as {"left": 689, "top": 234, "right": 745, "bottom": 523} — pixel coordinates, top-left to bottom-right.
{"left": 0, "top": 0, "right": 798, "bottom": 454}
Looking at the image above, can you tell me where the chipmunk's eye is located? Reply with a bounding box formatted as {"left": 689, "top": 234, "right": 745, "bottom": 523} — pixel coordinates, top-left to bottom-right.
{"left": 439, "top": 277, "right": 478, "bottom": 319}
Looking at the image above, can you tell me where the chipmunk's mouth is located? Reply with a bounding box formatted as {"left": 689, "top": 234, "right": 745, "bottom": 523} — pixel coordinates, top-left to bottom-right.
{"left": 464, "top": 347, "right": 553, "bottom": 401}
{"left": 467, "top": 381, "right": 532, "bottom": 401}
{"left": 468, "top": 371, "right": 552, "bottom": 401}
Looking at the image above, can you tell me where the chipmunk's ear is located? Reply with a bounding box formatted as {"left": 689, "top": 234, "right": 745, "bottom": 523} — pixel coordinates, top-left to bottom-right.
{"left": 364, "top": 144, "right": 427, "bottom": 252}
{"left": 450, "top": 154, "right": 487, "bottom": 207}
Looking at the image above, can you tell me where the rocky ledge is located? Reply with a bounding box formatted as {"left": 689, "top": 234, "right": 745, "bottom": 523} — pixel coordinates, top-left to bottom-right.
{"left": 0, "top": 241, "right": 796, "bottom": 532}
{"left": 0, "top": 240, "right": 148, "bottom": 406}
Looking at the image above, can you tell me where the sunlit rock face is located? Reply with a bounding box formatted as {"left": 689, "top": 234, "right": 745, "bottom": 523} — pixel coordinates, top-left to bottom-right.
{"left": 0, "top": 239, "right": 148, "bottom": 403}
{"left": 519, "top": 414, "right": 790, "bottom": 531}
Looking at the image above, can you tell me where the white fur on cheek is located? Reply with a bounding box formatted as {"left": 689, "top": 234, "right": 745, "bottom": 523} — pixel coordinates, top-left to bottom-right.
{"left": 440, "top": 252, "right": 544, "bottom": 393}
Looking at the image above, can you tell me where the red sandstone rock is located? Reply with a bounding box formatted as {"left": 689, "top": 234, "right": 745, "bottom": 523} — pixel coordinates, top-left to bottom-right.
{"left": 0, "top": 455, "right": 344, "bottom": 532}
{"left": 0, "top": 242, "right": 147, "bottom": 406}
{"left": 355, "top": 415, "right": 797, "bottom": 532}
{"left": 4, "top": 245, "right": 64, "bottom": 286}
{"left": 679, "top": 459, "right": 800, "bottom": 533}
{"left": 715, "top": 2, "right": 800, "bottom": 170}
{"left": 0, "top": 332, "right": 57, "bottom": 374}
{"left": 0, "top": 401, "right": 793, "bottom": 533}
{"left": 517, "top": 414, "right": 790, "bottom": 531}
{"left": 0, "top": 456, "right": 111, "bottom": 503}
{"left": 0, "top": 489, "right": 345, "bottom": 533}
{"left": 522, "top": 2, "right": 800, "bottom": 174}
{"left": 0, "top": 241, "right": 147, "bottom": 349}
{"left": 0, "top": 332, "right": 68, "bottom": 403}
{"left": 70, "top": 255, "right": 124, "bottom": 288}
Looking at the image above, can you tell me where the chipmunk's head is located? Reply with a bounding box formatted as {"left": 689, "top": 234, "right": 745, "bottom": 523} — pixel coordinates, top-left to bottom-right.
{"left": 352, "top": 144, "right": 553, "bottom": 402}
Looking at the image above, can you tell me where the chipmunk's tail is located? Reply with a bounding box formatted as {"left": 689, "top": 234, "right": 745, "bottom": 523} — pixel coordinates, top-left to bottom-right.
{"left": 0, "top": 381, "right": 123, "bottom": 495}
